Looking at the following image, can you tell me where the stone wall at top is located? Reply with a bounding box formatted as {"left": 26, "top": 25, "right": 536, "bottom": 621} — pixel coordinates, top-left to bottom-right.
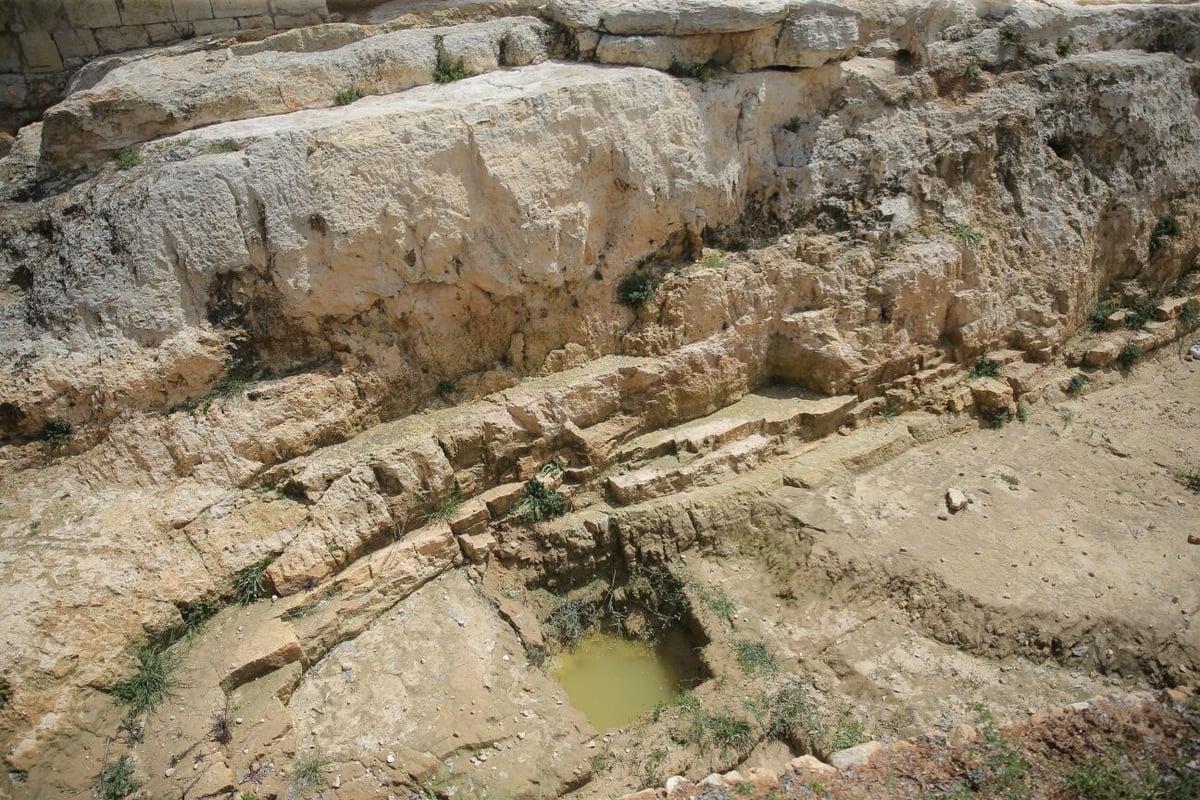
{"left": 1, "top": 0, "right": 331, "bottom": 131}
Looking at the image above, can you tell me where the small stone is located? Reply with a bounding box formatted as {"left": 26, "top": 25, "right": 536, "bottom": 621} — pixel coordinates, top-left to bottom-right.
{"left": 234, "top": 717, "right": 243, "bottom": 725}
{"left": 341, "top": 662, "right": 353, "bottom": 672}
{"left": 164, "top": 767, "right": 175, "bottom": 777}
{"left": 386, "top": 753, "right": 395, "bottom": 764}
{"left": 946, "top": 488, "right": 968, "bottom": 512}
{"left": 937, "top": 512, "right": 949, "bottom": 521}
{"left": 830, "top": 741, "right": 883, "bottom": 768}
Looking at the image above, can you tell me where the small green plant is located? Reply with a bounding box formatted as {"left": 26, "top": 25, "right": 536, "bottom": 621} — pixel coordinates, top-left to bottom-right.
{"left": 1015, "top": 401, "right": 1029, "bottom": 423}
{"left": 998, "top": 23, "right": 1022, "bottom": 47}
{"left": 1000, "top": 473, "right": 1020, "bottom": 486}
{"left": 1056, "top": 36, "right": 1075, "bottom": 57}
{"left": 783, "top": 115, "right": 804, "bottom": 133}
{"left": 1181, "top": 298, "right": 1199, "bottom": 326}
{"left": 432, "top": 57, "right": 471, "bottom": 84}
{"left": 40, "top": 417, "right": 72, "bottom": 445}
{"left": 114, "top": 148, "right": 142, "bottom": 170}
{"left": 233, "top": 555, "right": 275, "bottom": 605}
{"left": 965, "top": 59, "right": 983, "bottom": 82}
{"left": 990, "top": 408, "right": 1011, "bottom": 428}
{"left": 969, "top": 356, "right": 1002, "bottom": 379}
{"left": 1089, "top": 299, "right": 1121, "bottom": 331}
{"left": 764, "top": 678, "right": 826, "bottom": 748}
{"left": 878, "top": 405, "right": 897, "bottom": 423}
{"left": 435, "top": 378, "right": 456, "bottom": 397}
{"left": 544, "top": 597, "right": 595, "bottom": 645}
{"left": 512, "top": 477, "right": 567, "bottom": 522}
{"left": 668, "top": 59, "right": 719, "bottom": 82}
{"left": 334, "top": 87, "right": 364, "bottom": 106}
{"left": 1066, "top": 374, "right": 1088, "bottom": 396}
{"left": 423, "top": 487, "right": 465, "bottom": 524}
{"left": 111, "top": 645, "right": 181, "bottom": 716}
{"left": 616, "top": 273, "right": 657, "bottom": 308}
{"left": 97, "top": 755, "right": 140, "bottom": 800}
{"left": 1117, "top": 343, "right": 1142, "bottom": 370}
{"left": 1179, "top": 467, "right": 1200, "bottom": 493}
{"left": 1149, "top": 212, "right": 1181, "bottom": 254}
{"left": 733, "top": 640, "right": 779, "bottom": 675}
{"left": 970, "top": 703, "right": 1030, "bottom": 799}
{"left": 696, "top": 584, "right": 736, "bottom": 625}
{"left": 180, "top": 602, "right": 218, "bottom": 633}
{"left": 1123, "top": 297, "right": 1160, "bottom": 330}
{"left": 1059, "top": 407, "right": 1074, "bottom": 429}
{"left": 205, "top": 139, "right": 241, "bottom": 153}
{"left": 706, "top": 714, "right": 754, "bottom": 756}
{"left": 292, "top": 749, "right": 329, "bottom": 789}
{"left": 829, "top": 717, "right": 869, "bottom": 751}
{"left": 703, "top": 254, "right": 723, "bottom": 269}
{"left": 950, "top": 224, "right": 983, "bottom": 248}
{"left": 210, "top": 373, "right": 248, "bottom": 399}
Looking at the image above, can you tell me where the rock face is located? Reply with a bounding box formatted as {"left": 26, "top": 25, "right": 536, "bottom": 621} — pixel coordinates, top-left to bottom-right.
{"left": 1, "top": 0, "right": 1200, "bottom": 798}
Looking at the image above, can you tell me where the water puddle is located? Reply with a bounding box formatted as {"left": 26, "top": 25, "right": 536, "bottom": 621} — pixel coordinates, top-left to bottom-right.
{"left": 550, "top": 631, "right": 690, "bottom": 730}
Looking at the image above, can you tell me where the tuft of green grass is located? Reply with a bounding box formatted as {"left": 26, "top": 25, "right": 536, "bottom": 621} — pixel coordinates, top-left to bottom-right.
{"left": 950, "top": 224, "right": 983, "bottom": 249}
{"left": 1117, "top": 343, "right": 1142, "bottom": 370}
{"left": 1064, "top": 754, "right": 1200, "bottom": 800}
{"left": 1149, "top": 212, "right": 1181, "bottom": 254}
{"left": 998, "top": 23, "right": 1022, "bottom": 47}
{"left": 965, "top": 59, "right": 983, "bottom": 82}
{"left": 233, "top": 555, "right": 275, "bottom": 605}
{"left": 292, "top": 749, "right": 329, "bottom": 790}
{"left": 97, "top": 755, "right": 140, "bottom": 800}
{"left": 1179, "top": 467, "right": 1200, "bottom": 494}
{"left": 41, "top": 417, "right": 72, "bottom": 445}
{"left": 969, "top": 703, "right": 1030, "bottom": 799}
{"left": 1123, "top": 297, "right": 1159, "bottom": 330}
{"left": 1181, "top": 298, "right": 1198, "bottom": 326}
{"left": 696, "top": 584, "right": 736, "bottom": 626}
{"left": 1059, "top": 407, "right": 1074, "bottom": 429}
{"left": 969, "top": 356, "right": 1002, "bottom": 379}
{"left": 114, "top": 148, "right": 142, "bottom": 170}
{"left": 1015, "top": 401, "right": 1029, "bottom": 423}
{"left": 205, "top": 139, "right": 241, "bottom": 153}
{"left": 616, "top": 273, "right": 657, "bottom": 308}
{"left": 512, "top": 477, "right": 567, "bottom": 523}
{"left": 1000, "top": 473, "right": 1020, "bottom": 486}
{"left": 733, "top": 640, "right": 779, "bottom": 675}
{"left": 1089, "top": 299, "right": 1121, "bottom": 331}
{"left": 1066, "top": 374, "right": 1088, "bottom": 396}
{"left": 706, "top": 714, "right": 754, "bottom": 756}
{"left": 879, "top": 405, "right": 897, "bottom": 423}
{"left": 180, "top": 602, "right": 218, "bottom": 633}
{"left": 764, "top": 678, "right": 826, "bottom": 748}
{"left": 423, "top": 487, "right": 465, "bottom": 524}
{"left": 703, "top": 254, "right": 723, "bottom": 269}
{"left": 211, "top": 373, "right": 248, "bottom": 399}
{"left": 829, "top": 717, "right": 869, "bottom": 751}
{"left": 435, "top": 378, "right": 456, "bottom": 397}
{"left": 668, "top": 59, "right": 720, "bottom": 82}
{"left": 1056, "top": 36, "right": 1075, "bottom": 57}
{"left": 990, "top": 408, "right": 1011, "bottom": 428}
{"left": 111, "top": 645, "right": 181, "bottom": 716}
{"left": 783, "top": 115, "right": 804, "bottom": 133}
{"left": 432, "top": 57, "right": 471, "bottom": 84}
{"left": 334, "top": 87, "right": 364, "bottom": 106}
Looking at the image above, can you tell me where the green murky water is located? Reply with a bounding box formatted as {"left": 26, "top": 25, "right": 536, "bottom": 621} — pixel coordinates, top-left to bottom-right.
{"left": 550, "top": 632, "right": 684, "bottom": 730}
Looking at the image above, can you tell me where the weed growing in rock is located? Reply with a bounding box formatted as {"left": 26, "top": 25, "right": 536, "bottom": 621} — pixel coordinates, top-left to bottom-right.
{"left": 424, "top": 488, "right": 465, "bottom": 524}
{"left": 335, "top": 87, "right": 364, "bottom": 106}
{"left": 180, "top": 601, "right": 218, "bottom": 633}
{"left": 616, "top": 273, "right": 657, "bottom": 308}
{"left": 829, "top": 717, "right": 869, "bottom": 751}
{"left": 668, "top": 59, "right": 720, "bottom": 82}
{"left": 1150, "top": 212, "right": 1180, "bottom": 254}
{"left": 965, "top": 59, "right": 983, "bottom": 82}
{"left": 1059, "top": 407, "right": 1074, "bottom": 429}
{"left": 878, "top": 405, "right": 897, "bottom": 423}
{"left": 950, "top": 224, "right": 983, "bottom": 248}
{"left": 40, "top": 417, "right": 72, "bottom": 445}
{"left": 969, "top": 356, "right": 1001, "bottom": 379}
{"left": 1123, "top": 296, "right": 1160, "bottom": 330}
{"left": 1117, "top": 343, "right": 1142, "bottom": 370}
{"left": 1181, "top": 298, "right": 1199, "bottom": 326}
{"left": 1089, "top": 299, "right": 1120, "bottom": 330}
{"left": 205, "top": 139, "right": 240, "bottom": 153}
{"left": 664, "top": 692, "right": 754, "bottom": 757}
{"left": 96, "top": 755, "right": 140, "bottom": 800}
{"left": 998, "top": 24, "right": 1022, "bottom": 47}
{"left": 292, "top": 749, "right": 329, "bottom": 789}
{"left": 968, "top": 703, "right": 1030, "bottom": 799}
{"left": 435, "top": 378, "right": 456, "bottom": 397}
{"left": 513, "top": 477, "right": 567, "bottom": 522}
{"left": 112, "top": 645, "right": 181, "bottom": 716}
{"left": 706, "top": 714, "right": 754, "bottom": 756}
{"left": 432, "top": 57, "right": 471, "bottom": 84}
{"left": 784, "top": 115, "right": 804, "bottom": 133}
{"left": 210, "top": 710, "right": 233, "bottom": 745}
{"left": 114, "top": 148, "right": 142, "bottom": 170}
{"left": 733, "top": 640, "right": 779, "bottom": 675}
{"left": 1067, "top": 754, "right": 1200, "bottom": 800}
{"left": 233, "top": 555, "right": 275, "bottom": 605}
{"left": 1056, "top": 36, "right": 1075, "bottom": 57}
{"left": 1066, "top": 374, "right": 1088, "bottom": 396}
{"left": 1000, "top": 473, "right": 1020, "bottom": 486}
{"left": 1015, "top": 401, "right": 1029, "bottom": 423}
{"left": 703, "top": 254, "right": 724, "bottom": 269}
{"left": 990, "top": 408, "right": 1011, "bottom": 428}
{"left": 627, "top": 563, "right": 691, "bottom": 629}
